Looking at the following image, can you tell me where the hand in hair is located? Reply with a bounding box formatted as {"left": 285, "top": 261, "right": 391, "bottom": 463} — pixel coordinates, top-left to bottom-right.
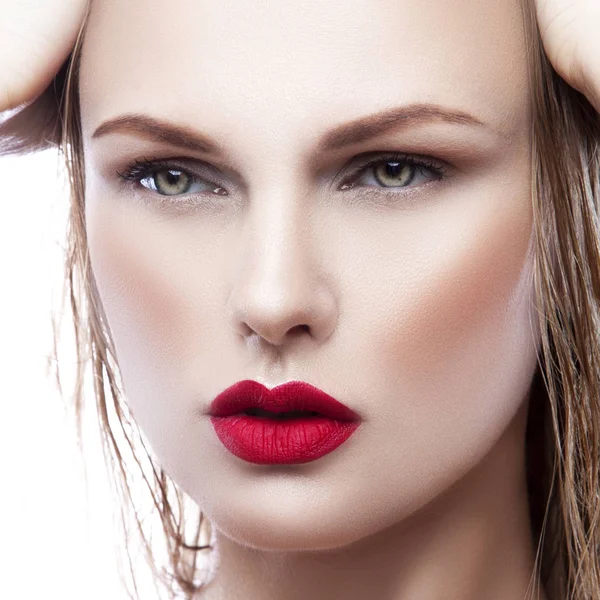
{"left": 534, "top": 0, "right": 600, "bottom": 111}
{"left": 0, "top": 0, "right": 88, "bottom": 113}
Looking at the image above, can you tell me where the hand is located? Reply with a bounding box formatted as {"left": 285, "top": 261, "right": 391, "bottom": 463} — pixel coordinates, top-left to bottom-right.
{"left": 0, "top": 0, "right": 89, "bottom": 112}
{"left": 534, "top": 0, "right": 600, "bottom": 109}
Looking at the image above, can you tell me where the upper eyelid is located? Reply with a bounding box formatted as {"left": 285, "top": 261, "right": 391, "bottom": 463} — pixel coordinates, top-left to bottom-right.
{"left": 344, "top": 154, "right": 447, "bottom": 179}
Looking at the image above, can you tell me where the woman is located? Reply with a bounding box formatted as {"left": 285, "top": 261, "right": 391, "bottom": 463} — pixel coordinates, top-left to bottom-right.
{"left": 1, "top": 1, "right": 599, "bottom": 599}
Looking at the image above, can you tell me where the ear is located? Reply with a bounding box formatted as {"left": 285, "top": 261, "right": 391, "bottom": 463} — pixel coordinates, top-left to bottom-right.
{"left": 0, "top": 57, "right": 70, "bottom": 158}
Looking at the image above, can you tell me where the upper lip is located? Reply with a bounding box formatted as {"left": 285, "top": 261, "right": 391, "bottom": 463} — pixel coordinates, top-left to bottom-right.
{"left": 208, "top": 380, "right": 361, "bottom": 421}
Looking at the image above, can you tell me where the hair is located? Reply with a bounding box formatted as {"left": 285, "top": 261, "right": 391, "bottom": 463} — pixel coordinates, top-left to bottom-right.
{"left": 2, "top": 0, "right": 600, "bottom": 598}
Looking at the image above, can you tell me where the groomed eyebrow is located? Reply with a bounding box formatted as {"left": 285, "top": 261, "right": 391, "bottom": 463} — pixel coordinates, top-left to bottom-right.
{"left": 91, "top": 103, "right": 490, "bottom": 155}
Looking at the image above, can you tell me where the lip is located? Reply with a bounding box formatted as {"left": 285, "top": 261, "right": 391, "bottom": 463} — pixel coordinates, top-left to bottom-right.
{"left": 208, "top": 380, "right": 362, "bottom": 465}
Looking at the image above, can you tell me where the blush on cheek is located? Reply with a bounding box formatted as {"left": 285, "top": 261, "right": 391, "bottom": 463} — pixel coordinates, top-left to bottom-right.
{"left": 86, "top": 204, "right": 197, "bottom": 386}
{"left": 383, "top": 189, "right": 536, "bottom": 406}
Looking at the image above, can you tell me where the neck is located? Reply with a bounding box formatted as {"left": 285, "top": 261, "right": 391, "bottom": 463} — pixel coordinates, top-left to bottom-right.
{"left": 198, "top": 400, "right": 548, "bottom": 600}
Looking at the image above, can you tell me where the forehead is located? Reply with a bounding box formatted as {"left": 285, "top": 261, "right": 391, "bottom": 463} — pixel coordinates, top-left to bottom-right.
{"left": 79, "top": 0, "right": 529, "bottom": 157}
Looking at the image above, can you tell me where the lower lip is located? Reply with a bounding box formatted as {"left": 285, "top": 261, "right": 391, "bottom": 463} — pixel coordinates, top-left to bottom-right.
{"left": 210, "top": 415, "right": 360, "bottom": 464}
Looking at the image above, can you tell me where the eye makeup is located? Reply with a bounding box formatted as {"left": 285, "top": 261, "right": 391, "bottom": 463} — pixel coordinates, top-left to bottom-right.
{"left": 114, "top": 151, "right": 452, "bottom": 211}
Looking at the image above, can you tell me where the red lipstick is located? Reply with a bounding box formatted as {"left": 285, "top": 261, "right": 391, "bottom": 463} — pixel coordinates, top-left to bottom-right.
{"left": 208, "top": 380, "right": 361, "bottom": 464}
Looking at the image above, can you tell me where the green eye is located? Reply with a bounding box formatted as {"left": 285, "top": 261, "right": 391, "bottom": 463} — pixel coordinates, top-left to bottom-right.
{"left": 371, "top": 161, "right": 415, "bottom": 187}
{"left": 145, "top": 168, "right": 192, "bottom": 196}
{"left": 117, "top": 158, "right": 227, "bottom": 199}
{"left": 340, "top": 153, "right": 447, "bottom": 193}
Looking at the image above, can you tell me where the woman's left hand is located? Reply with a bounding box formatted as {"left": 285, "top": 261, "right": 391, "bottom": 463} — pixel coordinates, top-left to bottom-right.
{"left": 534, "top": 0, "right": 600, "bottom": 110}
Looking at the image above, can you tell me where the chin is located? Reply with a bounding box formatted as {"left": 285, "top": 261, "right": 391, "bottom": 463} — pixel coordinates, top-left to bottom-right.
{"left": 211, "top": 504, "right": 378, "bottom": 553}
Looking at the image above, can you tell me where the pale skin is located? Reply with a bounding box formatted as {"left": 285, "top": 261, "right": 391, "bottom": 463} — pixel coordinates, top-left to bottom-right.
{"left": 2, "top": 1, "right": 600, "bottom": 599}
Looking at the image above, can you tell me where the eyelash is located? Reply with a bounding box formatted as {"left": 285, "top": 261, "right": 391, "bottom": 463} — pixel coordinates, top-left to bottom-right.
{"left": 114, "top": 152, "right": 450, "bottom": 205}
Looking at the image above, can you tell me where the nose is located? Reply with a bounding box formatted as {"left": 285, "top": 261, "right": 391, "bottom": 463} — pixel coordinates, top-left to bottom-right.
{"left": 226, "top": 195, "right": 337, "bottom": 349}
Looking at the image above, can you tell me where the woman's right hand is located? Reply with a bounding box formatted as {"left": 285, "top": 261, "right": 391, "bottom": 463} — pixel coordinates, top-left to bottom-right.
{"left": 0, "top": 0, "right": 89, "bottom": 113}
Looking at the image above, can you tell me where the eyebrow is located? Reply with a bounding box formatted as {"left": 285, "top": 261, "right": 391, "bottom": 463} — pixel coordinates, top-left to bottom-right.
{"left": 91, "top": 103, "right": 489, "bottom": 155}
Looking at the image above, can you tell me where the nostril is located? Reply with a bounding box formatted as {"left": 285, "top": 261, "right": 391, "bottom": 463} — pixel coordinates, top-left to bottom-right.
{"left": 291, "top": 324, "right": 310, "bottom": 336}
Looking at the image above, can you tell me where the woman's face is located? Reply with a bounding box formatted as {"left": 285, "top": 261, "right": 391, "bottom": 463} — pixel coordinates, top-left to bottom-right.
{"left": 80, "top": 0, "right": 539, "bottom": 550}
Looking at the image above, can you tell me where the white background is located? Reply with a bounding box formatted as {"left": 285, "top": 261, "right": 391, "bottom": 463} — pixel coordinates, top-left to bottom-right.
{"left": 0, "top": 149, "right": 160, "bottom": 599}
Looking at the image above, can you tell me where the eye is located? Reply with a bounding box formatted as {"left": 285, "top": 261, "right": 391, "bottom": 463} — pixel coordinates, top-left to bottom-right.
{"left": 115, "top": 152, "right": 450, "bottom": 211}
{"left": 339, "top": 152, "right": 448, "bottom": 195}
{"left": 116, "top": 157, "right": 227, "bottom": 198}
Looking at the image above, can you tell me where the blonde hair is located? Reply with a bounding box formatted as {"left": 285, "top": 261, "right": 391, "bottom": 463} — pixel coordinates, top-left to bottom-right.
{"left": 1, "top": 0, "right": 599, "bottom": 598}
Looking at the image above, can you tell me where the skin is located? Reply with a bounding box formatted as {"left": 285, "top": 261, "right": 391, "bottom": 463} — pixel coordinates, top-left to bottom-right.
{"left": 0, "top": 0, "right": 88, "bottom": 110}
{"left": 533, "top": 0, "right": 600, "bottom": 111}
{"left": 79, "top": 1, "right": 548, "bottom": 598}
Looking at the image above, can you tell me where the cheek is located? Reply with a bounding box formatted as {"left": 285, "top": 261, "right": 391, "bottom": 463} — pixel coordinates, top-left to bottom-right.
{"left": 396, "top": 198, "right": 534, "bottom": 379}
{"left": 85, "top": 199, "right": 211, "bottom": 406}
{"left": 362, "top": 178, "right": 539, "bottom": 472}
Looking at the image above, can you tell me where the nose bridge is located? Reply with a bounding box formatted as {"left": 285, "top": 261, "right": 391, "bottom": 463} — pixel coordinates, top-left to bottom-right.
{"left": 227, "top": 183, "right": 335, "bottom": 347}
{"left": 245, "top": 187, "right": 306, "bottom": 295}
